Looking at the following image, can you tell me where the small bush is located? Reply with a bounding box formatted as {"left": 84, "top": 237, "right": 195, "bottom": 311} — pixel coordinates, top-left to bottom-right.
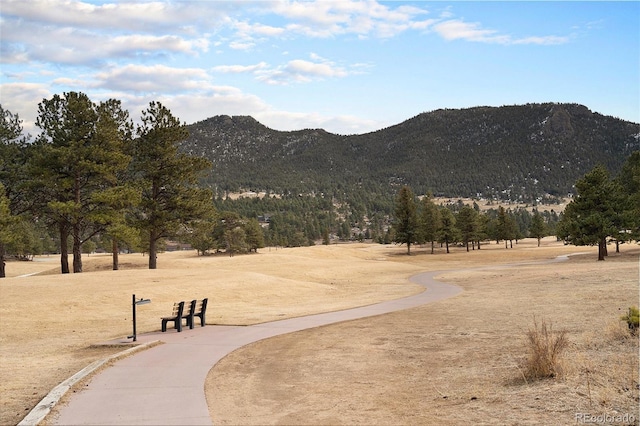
{"left": 523, "top": 317, "right": 569, "bottom": 380}
{"left": 620, "top": 306, "right": 639, "bottom": 335}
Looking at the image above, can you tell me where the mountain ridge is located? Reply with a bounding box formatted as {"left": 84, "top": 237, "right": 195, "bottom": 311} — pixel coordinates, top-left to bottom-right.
{"left": 182, "top": 102, "right": 639, "bottom": 203}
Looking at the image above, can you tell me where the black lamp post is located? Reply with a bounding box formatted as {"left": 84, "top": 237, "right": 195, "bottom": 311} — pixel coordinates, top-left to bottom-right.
{"left": 128, "top": 294, "right": 151, "bottom": 342}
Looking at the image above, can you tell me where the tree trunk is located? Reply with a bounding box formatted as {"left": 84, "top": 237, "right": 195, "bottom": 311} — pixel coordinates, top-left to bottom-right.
{"left": 598, "top": 238, "right": 606, "bottom": 261}
{"left": 0, "top": 243, "right": 5, "bottom": 279}
{"left": 72, "top": 229, "right": 82, "bottom": 273}
{"left": 477, "top": 240, "right": 481, "bottom": 250}
{"left": 466, "top": 241, "right": 469, "bottom": 252}
{"left": 407, "top": 241, "right": 411, "bottom": 255}
{"left": 112, "top": 239, "right": 119, "bottom": 271}
{"left": 537, "top": 237, "right": 541, "bottom": 247}
{"left": 149, "top": 232, "right": 157, "bottom": 269}
{"left": 430, "top": 240, "right": 435, "bottom": 254}
{"left": 60, "top": 223, "right": 70, "bottom": 274}
{"left": 445, "top": 239, "right": 450, "bottom": 254}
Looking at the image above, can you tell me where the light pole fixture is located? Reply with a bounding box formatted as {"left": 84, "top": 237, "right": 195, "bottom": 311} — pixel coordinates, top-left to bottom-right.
{"left": 128, "top": 294, "right": 151, "bottom": 342}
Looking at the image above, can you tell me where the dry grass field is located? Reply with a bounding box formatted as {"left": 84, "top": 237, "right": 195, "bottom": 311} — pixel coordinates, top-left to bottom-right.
{"left": 0, "top": 238, "right": 638, "bottom": 425}
{"left": 207, "top": 242, "right": 639, "bottom": 425}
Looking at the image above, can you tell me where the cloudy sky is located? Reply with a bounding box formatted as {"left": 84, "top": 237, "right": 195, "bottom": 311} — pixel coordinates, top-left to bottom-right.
{"left": 1, "top": 1, "right": 638, "bottom": 136}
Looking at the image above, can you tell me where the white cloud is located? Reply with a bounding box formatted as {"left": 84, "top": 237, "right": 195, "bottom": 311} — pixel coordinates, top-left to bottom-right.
{"left": 254, "top": 55, "right": 354, "bottom": 85}
{"left": 433, "top": 19, "right": 569, "bottom": 45}
{"left": 213, "top": 62, "right": 270, "bottom": 74}
{"left": 214, "top": 54, "right": 358, "bottom": 85}
{"left": 96, "top": 64, "right": 213, "bottom": 94}
{"left": 1, "top": 19, "right": 209, "bottom": 66}
{"left": 228, "top": 40, "right": 256, "bottom": 51}
{"left": 0, "top": 82, "right": 51, "bottom": 136}
{"left": 512, "top": 35, "right": 569, "bottom": 45}
{"left": 234, "top": 20, "right": 286, "bottom": 38}
{"left": 0, "top": 0, "right": 227, "bottom": 34}
{"left": 433, "top": 20, "right": 508, "bottom": 43}
{"left": 287, "top": 59, "right": 348, "bottom": 78}
{"left": 265, "top": 0, "right": 431, "bottom": 38}
{"left": 109, "top": 34, "right": 210, "bottom": 55}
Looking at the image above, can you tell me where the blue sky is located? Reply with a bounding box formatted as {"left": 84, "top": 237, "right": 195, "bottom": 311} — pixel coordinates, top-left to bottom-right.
{"left": 1, "top": 1, "right": 638, "bottom": 136}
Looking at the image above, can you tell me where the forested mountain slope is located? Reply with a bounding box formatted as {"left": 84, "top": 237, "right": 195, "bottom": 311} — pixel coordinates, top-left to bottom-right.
{"left": 183, "top": 103, "right": 639, "bottom": 202}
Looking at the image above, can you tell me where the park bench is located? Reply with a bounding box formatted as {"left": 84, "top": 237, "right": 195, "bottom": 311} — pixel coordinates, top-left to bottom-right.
{"left": 186, "top": 298, "right": 208, "bottom": 329}
{"left": 161, "top": 301, "right": 185, "bottom": 332}
{"left": 161, "top": 298, "right": 208, "bottom": 332}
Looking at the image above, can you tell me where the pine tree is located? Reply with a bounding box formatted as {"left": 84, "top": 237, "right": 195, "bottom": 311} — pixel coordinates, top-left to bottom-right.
{"left": 130, "top": 102, "right": 213, "bottom": 269}
{"left": 393, "top": 186, "right": 418, "bottom": 254}
{"left": 418, "top": 195, "right": 441, "bottom": 254}
{"left": 437, "top": 208, "right": 459, "bottom": 253}
{"left": 614, "top": 152, "right": 640, "bottom": 245}
{"left": 245, "top": 218, "right": 265, "bottom": 252}
{"left": 456, "top": 205, "right": 478, "bottom": 252}
{"left": 529, "top": 210, "right": 547, "bottom": 247}
{"left": 0, "top": 105, "right": 30, "bottom": 277}
{"left": 496, "top": 206, "right": 517, "bottom": 248}
{"left": 557, "top": 165, "right": 617, "bottom": 260}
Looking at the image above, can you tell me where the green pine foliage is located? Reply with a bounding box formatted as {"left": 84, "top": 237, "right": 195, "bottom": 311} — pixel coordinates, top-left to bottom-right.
{"left": 393, "top": 186, "right": 418, "bottom": 254}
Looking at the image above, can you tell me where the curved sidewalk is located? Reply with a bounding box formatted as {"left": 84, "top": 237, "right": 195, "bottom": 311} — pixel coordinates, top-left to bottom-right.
{"left": 45, "top": 271, "right": 461, "bottom": 425}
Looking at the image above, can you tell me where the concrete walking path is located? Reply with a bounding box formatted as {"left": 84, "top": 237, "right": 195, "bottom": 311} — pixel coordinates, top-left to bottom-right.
{"left": 39, "top": 271, "right": 461, "bottom": 425}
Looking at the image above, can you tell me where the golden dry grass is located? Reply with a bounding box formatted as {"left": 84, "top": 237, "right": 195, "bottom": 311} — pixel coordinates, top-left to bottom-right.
{"left": 205, "top": 241, "right": 639, "bottom": 425}
{"left": 0, "top": 238, "right": 638, "bottom": 426}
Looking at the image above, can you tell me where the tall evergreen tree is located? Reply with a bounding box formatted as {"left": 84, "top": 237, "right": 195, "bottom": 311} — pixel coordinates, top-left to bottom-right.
{"left": 130, "top": 102, "right": 213, "bottom": 269}
{"left": 456, "top": 205, "right": 478, "bottom": 252}
{"left": 557, "top": 165, "right": 617, "bottom": 260}
{"left": 92, "top": 99, "right": 139, "bottom": 270}
{"left": 418, "top": 195, "right": 441, "bottom": 254}
{"left": 182, "top": 215, "right": 218, "bottom": 256}
{"left": 0, "top": 105, "right": 30, "bottom": 277}
{"left": 437, "top": 208, "right": 459, "bottom": 254}
{"left": 245, "top": 218, "right": 265, "bottom": 252}
{"left": 393, "top": 186, "right": 418, "bottom": 255}
{"left": 474, "top": 212, "right": 489, "bottom": 250}
{"left": 529, "top": 210, "right": 547, "bottom": 247}
{"left": 614, "top": 151, "right": 640, "bottom": 244}
{"left": 496, "top": 206, "right": 517, "bottom": 248}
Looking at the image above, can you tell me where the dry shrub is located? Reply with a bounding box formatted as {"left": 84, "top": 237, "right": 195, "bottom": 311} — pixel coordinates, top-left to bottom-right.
{"left": 523, "top": 317, "right": 569, "bottom": 380}
{"left": 604, "top": 319, "right": 634, "bottom": 343}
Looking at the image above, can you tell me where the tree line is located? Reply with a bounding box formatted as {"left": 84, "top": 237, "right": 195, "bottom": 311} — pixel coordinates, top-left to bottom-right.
{"left": 391, "top": 188, "right": 555, "bottom": 255}
{"left": 2, "top": 93, "right": 638, "bottom": 278}
{"left": 392, "top": 152, "right": 640, "bottom": 260}
{"left": 0, "top": 94, "right": 216, "bottom": 277}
